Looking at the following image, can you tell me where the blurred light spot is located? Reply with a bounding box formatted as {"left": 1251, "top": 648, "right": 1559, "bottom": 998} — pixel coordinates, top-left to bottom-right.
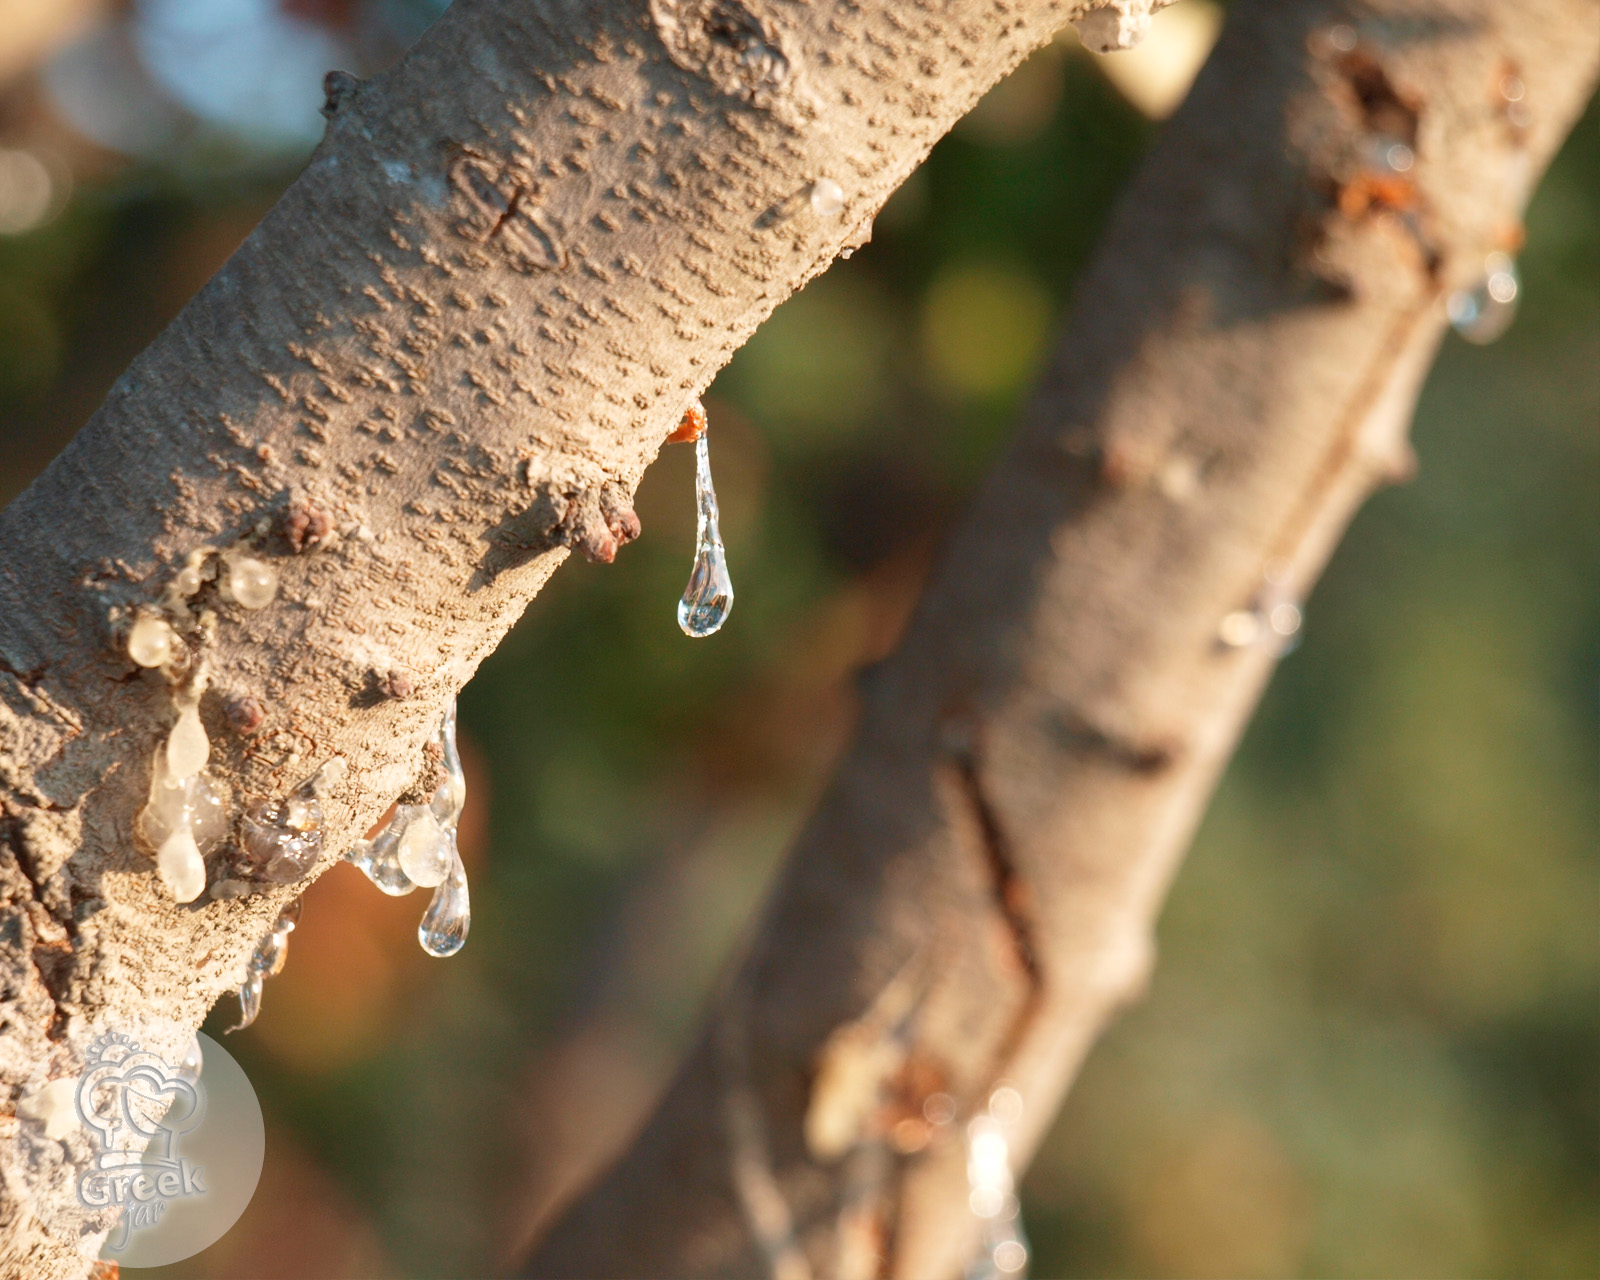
{"left": 920, "top": 261, "right": 1052, "bottom": 401}
{"left": 1074, "top": 0, "right": 1223, "bottom": 120}
{"left": 132, "top": 0, "right": 346, "bottom": 147}
{"left": 1131, "top": 1113, "right": 1312, "bottom": 1278}
{"left": 0, "top": 150, "right": 60, "bottom": 235}
{"left": 957, "top": 44, "right": 1064, "bottom": 146}
{"left": 0, "top": 0, "right": 100, "bottom": 86}
{"left": 45, "top": 23, "right": 188, "bottom": 156}
{"left": 725, "top": 275, "right": 893, "bottom": 438}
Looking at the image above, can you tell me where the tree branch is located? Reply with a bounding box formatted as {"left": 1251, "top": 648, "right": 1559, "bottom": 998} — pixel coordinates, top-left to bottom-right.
{"left": 0, "top": 0, "right": 1150, "bottom": 1272}
{"left": 521, "top": 1, "right": 1599, "bottom": 1276}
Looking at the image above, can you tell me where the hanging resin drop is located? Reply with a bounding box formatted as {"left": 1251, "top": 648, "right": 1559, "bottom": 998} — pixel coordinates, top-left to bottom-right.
{"left": 231, "top": 972, "right": 263, "bottom": 1032}
{"left": 678, "top": 431, "right": 734, "bottom": 637}
{"left": 418, "top": 849, "right": 470, "bottom": 957}
{"left": 228, "top": 898, "right": 301, "bottom": 1033}
{"left": 343, "top": 699, "right": 473, "bottom": 956}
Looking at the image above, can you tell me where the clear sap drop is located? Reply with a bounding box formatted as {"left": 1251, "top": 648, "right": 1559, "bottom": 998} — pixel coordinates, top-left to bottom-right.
{"left": 229, "top": 900, "right": 300, "bottom": 1032}
{"left": 1448, "top": 252, "right": 1520, "bottom": 344}
{"left": 346, "top": 817, "right": 421, "bottom": 896}
{"left": 176, "top": 1034, "right": 203, "bottom": 1082}
{"left": 964, "top": 1087, "right": 1032, "bottom": 1280}
{"left": 431, "top": 700, "right": 467, "bottom": 827}
{"left": 230, "top": 972, "right": 263, "bottom": 1032}
{"left": 344, "top": 700, "right": 473, "bottom": 955}
{"left": 418, "top": 849, "right": 470, "bottom": 957}
{"left": 677, "top": 432, "right": 734, "bottom": 637}
{"left": 140, "top": 755, "right": 229, "bottom": 854}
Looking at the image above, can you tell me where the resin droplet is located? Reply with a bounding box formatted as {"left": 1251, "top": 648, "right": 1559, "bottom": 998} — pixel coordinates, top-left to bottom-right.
{"left": 127, "top": 614, "right": 176, "bottom": 668}
{"left": 432, "top": 700, "right": 467, "bottom": 827}
{"left": 810, "top": 177, "right": 844, "bottom": 217}
{"left": 141, "top": 697, "right": 227, "bottom": 902}
{"left": 678, "top": 432, "right": 734, "bottom": 637}
{"left": 344, "top": 700, "right": 472, "bottom": 957}
{"left": 139, "top": 754, "right": 229, "bottom": 854}
{"left": 228, "top": 899, "right": 301, "bottom": 1033}
{"left": 230, "top": 972, "right": 263, "bottom": 1033}
{"left": 1448, "top": 251, "right": 1520, "bottom": 344}
{"left": 1219, "top": 563, "right": 1303, "bottom": 655}
{"left": 345, "top": 814, "right": 422, "bottom": 896}
{"left": 239, "top": 794, "right": 325, "bottom": 885}
{"left": 225, "top": 554, "right": 279, "bottom": 609}
{"left": 157, "top": 827, "right": 206, "bottom": 904}
{"left": 397, "top": 806, "right": 451, "bottom": 888}
{"left": 166, "top": 702, "right": 210, "bottom": 778}
{"left": 419, "top": 848, "right": 470, "bottom": 957}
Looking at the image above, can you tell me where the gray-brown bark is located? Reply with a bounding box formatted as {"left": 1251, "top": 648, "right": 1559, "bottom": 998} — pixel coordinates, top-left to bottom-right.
{"left": 521, "top": 2, "right": 1600, "bottom": 1278}
{"left": 0, "top": 0, "right": 1164, "bottom": 1274}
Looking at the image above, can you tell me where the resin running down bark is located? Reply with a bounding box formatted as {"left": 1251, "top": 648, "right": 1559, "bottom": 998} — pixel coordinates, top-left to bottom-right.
{"left": 522, "top": 2, "right": 1599, "bottom": 1277}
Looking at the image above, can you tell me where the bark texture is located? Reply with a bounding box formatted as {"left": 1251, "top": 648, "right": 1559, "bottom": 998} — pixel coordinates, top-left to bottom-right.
{"left": 0, "top": 0, "right": 1156, "bottom": 1273}
{"left": 522, "top": 2, "right": 1599, "bottom": 1278}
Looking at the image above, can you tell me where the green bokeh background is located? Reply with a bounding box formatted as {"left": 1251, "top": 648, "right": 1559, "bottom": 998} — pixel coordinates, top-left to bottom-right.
{"left": 1, "top": 19, "right": 1595, "bottom": 1280}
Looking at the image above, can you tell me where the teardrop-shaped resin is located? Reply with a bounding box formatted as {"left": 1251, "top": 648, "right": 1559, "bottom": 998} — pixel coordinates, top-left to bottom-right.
{"left": 418, "top": 846, "right": 470, "bottom": 957}
{"left": 678, "top": 433, "right": 734, "bottom": 637}
{"left": 166, "top": 702, "right": 211, "bottom": 778}
{"left": 431, "top": 701, "right": 467, "bottom": 827}
{"left": 157, "top": 827, "right": 206, "bottom": 903}
{"left": 230, "top": 971, "right": 263, "bottom": 1033}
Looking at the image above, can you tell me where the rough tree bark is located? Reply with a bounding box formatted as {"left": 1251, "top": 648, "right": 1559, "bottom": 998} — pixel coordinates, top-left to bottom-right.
{"left": 0, "top": 0, "right": 1175, "bottom": 1273}
{"left": 520, "top": 1, "right": 1599, "bottom": 1278}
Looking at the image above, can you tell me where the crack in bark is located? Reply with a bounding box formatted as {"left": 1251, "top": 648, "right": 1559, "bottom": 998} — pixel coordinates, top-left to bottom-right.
{"left": 1049, "top": 710, "right": 1181, "bottom": 774}
{"left": 947, "top": 746, "right": 1046, "bottom": 1105}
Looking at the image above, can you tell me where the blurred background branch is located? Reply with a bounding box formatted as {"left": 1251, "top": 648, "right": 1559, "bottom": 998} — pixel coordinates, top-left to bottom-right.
{"left": 521, "top": 0, "right": 1599, "bottom": 1277}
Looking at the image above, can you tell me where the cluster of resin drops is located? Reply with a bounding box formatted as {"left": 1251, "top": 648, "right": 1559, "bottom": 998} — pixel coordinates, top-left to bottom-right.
{"left": 227, "top": 703, "right": 470, "bottom": 1031}
{"left": 228, "top": 401, "right": 732, "bottom": 1029}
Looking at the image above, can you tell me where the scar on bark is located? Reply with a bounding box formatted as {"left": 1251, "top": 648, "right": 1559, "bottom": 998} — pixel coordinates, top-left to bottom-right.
{"left": 1051, "top": 710, "right": 1180, "bottom": 773}
{"left": 449, "top": 155, "right": 569, "bottom": 270}
{"left": 473, "top": 478, "right": 641, "bottom": 585}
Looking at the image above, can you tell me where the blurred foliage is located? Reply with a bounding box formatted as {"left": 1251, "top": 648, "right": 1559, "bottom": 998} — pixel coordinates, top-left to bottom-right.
{"left": 0, "top": 8, "right": 1595, "bottom": 1277}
